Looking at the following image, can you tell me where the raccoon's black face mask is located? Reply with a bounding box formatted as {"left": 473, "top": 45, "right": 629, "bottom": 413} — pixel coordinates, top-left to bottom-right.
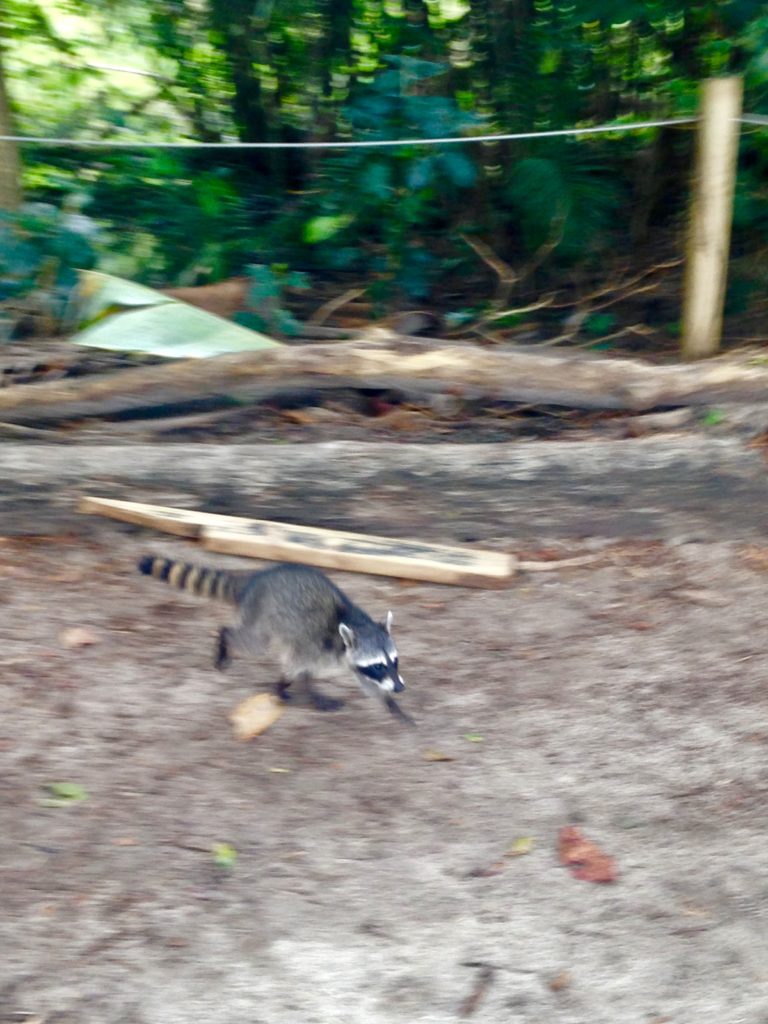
{"left": 356, "top": 656, "right": 405, "bottom": 694}
{"left": 339, "top": 611, "right": 406, "bottom": 695}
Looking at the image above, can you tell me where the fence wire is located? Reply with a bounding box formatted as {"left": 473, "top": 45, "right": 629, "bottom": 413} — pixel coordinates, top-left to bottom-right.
{"left": 0, "top": 116, "right": 703, "bottom": 149}
{"left": 1, "top": 113, "right": 766, "bottom": 150}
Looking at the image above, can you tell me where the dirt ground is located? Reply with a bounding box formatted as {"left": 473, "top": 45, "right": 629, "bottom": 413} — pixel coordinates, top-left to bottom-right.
{"left": 3, "top": 438, "right": 768, "bottom": 1024}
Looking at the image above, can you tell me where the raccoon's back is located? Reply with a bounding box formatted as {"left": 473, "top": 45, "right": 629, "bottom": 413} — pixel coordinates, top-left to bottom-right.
{"left": 240, "top": 563, "right": 348, "bottom": 620}
{"left": 137, "top": 556, "right": 358, "bottom": 647}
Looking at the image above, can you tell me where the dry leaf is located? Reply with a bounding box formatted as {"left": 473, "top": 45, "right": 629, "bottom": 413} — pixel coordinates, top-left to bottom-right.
{"left": 280, "top": 408, "right": 321, "bottom": 426}
{"left": 1, "top": 566, "right": 29, "bottom": 578}
{"left": 505, "top": 836, "right": 534, "bottom": 857}
{"left": 423, "top": 749, "right": 454, "bottom": 762}
{"left": 60, "top": 626, "right": 98, "bottom": 648}
{"left": 740, "top": 545, "right": 768, "bottom": 571}
{"left": 517, "top": 546, "right": 564, "bottom": 562}
{"left": 548, "top": 971, "right": 572, "bottom": 992}
{"left": 558, "top": 826, "right": 617, "bottom": 883}
{"left": 375, "top": 408, "right": 428, "bottom": 431}
{"left": 280, "top": 407, "right": 348, "bottom": 426}
{"left": 466, "top": 861, "right": 506, "bottom": 878}
{"left": 671, "top": 588, "right": 730, "bottom": 608}
{"left": 230, "top": 693, "right": 285, "bottom": 740}
{"left": 212, "top": 842, "right": 238, "bottom": 868}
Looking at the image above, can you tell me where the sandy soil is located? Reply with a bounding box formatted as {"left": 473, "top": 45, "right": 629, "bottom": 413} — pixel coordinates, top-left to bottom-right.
{"left": 2, "top": 440, "right": 768, "bottom": 1024}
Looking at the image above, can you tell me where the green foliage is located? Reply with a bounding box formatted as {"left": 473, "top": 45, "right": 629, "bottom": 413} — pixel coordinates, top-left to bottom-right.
{"left": 234, "top": 263, "right": 310, "bottom": 338}
{"left": 303, "top": 215, "right": 354, "bottom": 245}
{"left": 43, "top": 781, "right": 88, "bottom": 806}
{"left": 0, "top": 200, "right": 96, "bottom": 314}
{"left": 212, "top": 842, "right": 238, "bottom": 869}
{"left": 504, "top": 149, "right": 626, "bottom": 262}
{"left": 583, "top": 312, "right": 618, "bottom": 336}
{"left": 702, "top": 409, "right": 726, "bottom": 427}
{"left": 4, "top": 0, "right": 768, "bottom": 316}
{"left": 82, "top": 153, "right": 255, "bottom": 284}
{"left": 282, "top": 63, "right": 481, "bottom": 301}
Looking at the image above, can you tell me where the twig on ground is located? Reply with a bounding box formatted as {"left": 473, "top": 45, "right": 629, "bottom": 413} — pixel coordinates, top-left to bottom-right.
{"left": 458, "top": 965, "right": 495, "bottom": 1018}
{"left": 308, "top": 287, "right": 366, "bottom": 326}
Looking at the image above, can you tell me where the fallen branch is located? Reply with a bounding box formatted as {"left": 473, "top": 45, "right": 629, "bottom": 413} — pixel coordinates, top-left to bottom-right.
{"left": 308, "top": 287, "right": 366, "bottom": 326}
{"left": 482, "top": 295, "right": 555, "bottom": 323}
{"left": 2, "top": 338, "right": 768, "bottom": 424}
{"left": 549, "top": 258, "right": 684, "bottom": 309}
{"left": 0, "top": 420, "right": 74, "bottom": 440}
{"left": 460, "top": 234, "right": 518, "bottom": 307}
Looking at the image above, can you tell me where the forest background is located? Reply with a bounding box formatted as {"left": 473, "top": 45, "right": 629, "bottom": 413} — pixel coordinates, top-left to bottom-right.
{"left": 2, "top": 0, "right": 768, "bottom": 348}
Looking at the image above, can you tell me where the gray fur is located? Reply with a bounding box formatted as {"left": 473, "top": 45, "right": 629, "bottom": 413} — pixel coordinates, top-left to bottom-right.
{"left": 138, "top": 557, "right": 410, "bottom": 722}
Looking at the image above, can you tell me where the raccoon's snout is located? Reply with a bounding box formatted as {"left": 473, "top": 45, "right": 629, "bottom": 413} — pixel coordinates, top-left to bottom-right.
{"left": 380, "top": 672, "right": 405, "bottom": 695}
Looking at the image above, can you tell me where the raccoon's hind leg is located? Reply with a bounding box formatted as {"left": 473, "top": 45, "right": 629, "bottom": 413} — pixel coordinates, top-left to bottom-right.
{"left": 215, "top": 627, "right": 232, "bottom": 670}
{"left": 215, "top": 619, "right": 268, "bottom": 671}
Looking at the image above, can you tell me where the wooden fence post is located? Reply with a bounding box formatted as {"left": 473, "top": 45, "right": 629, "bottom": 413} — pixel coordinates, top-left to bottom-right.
{"left": 0, "top": 47, "right": 22, "bottom": 212}
{"left": 681, "top": 76, "right": 743, "bottom": 359}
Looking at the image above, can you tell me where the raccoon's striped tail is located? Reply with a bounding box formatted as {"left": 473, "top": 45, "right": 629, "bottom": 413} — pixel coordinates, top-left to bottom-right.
{"left": 138, "top": 555, "right": 243, "bottom": 604}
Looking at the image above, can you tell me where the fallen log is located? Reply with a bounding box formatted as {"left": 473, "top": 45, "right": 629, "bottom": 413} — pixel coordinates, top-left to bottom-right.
{"left": 2, "top": 337, "right": 768, "bottom": 424}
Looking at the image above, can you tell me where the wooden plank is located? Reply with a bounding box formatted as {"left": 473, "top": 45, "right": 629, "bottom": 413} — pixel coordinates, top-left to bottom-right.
{"left": 201, "top": 524, "right": 513, "bottom": 588}
{"left": 682, "top": 76, "right": 743, "bottom": 359}
{"left": 77, "top": 496, "right": 249, "bottom": 537}
{"left": 78, "top": 496, "right": 516, "bottom": 588}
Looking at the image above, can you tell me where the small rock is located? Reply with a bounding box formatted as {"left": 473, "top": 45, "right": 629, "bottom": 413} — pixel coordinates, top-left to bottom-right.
{"left": 60, "top": 626, "right": 98, "bottom": 648}
{"left": 631, "top": 408, "right": 693, "bottom": 432}
{"left": 671, "top": 588, "right": 730, "bottom": 608}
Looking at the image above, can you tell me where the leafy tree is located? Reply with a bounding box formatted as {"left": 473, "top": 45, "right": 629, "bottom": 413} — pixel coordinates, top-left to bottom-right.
{"left": 1, "top": 0, "right": 768, "bottom": 319}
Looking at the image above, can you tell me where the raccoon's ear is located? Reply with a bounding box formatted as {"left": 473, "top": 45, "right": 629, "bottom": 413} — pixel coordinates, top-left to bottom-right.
{"left": 385, "top": 609, "right": 394, "bottom": 633}
{"left": 339, "top": 623, "right": 355, "bottom": 648}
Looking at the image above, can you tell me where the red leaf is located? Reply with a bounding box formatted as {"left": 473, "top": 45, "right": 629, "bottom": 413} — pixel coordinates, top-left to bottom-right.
{"left": 367, "top": 397, "right": 396, "bottom": 417}
{"left": 558, "top": 826, "right": 617, "bottom": 883}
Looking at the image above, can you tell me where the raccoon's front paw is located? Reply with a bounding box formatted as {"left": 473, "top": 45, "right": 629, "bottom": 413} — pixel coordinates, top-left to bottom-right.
{"left": 385, "top": 695, "right": 416, "bottom": 727}
{"left": 309, "top": 692, "right": 345, "bottom": 713}
{"left": 275, "top": 680, "right": 293, "bottom": 703}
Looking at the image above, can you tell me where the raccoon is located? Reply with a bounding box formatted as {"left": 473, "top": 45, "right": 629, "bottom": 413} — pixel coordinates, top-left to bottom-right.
{"left": 137, "top": 556, "right": 412, "bottom": 723}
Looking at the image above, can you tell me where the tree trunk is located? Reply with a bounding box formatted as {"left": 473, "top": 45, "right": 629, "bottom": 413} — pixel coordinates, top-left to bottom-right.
{"left": 0, "top": 46, "right": 22, "bottom": 211}
{"left": 208, "top": 0, "right": 271, "bottom": 176}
